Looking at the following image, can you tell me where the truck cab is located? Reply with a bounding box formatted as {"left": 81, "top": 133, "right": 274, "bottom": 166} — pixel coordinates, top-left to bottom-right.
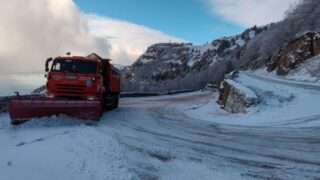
{"left": 46, "top": 56, "right": 102, "bottom": 100}
{"left": 9, "top": 53, "right": 120, "bottom": 124}
{"left": 45, "top": 53, "right": 120, "bottom": 108}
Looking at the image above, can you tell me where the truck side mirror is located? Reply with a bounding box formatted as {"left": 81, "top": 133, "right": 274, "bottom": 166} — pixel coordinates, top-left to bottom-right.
{"left": 45, "top": 57, "right": 53, "bottom": 72}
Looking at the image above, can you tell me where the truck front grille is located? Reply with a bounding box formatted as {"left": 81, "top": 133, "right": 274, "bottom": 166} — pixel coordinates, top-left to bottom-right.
{"left": 56, "top": 84, "right": 85, "bottom": 97}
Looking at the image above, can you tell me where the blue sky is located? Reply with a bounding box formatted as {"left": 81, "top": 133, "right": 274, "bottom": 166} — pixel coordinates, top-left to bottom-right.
{"left": 75, "top": 0, "right": 244, "bottom": 44}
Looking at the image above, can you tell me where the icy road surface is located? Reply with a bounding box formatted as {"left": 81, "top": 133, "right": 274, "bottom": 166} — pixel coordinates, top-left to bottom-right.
{"left": 1, "top": 72, "right": 320, "bottom": 180}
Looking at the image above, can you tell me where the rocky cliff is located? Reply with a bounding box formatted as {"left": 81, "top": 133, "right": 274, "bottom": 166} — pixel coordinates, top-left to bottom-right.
{"left": 267, "top": 32, "right": 320, "bottom": 75}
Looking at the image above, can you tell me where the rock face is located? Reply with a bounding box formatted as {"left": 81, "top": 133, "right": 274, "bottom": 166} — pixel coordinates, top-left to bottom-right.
{"left": 267, "top": 32, "right": 320, "bottom": 75}
{"left": 121, "top": 26, "right": 267, "bottom": 92}
{"left": 218, "top": 73, "right": 258, "bottom": 113}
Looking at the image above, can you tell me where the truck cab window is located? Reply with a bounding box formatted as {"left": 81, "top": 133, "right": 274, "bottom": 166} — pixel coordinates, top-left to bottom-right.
{"left": 51, "top": 59, "right": 97, "bottom": 74}
{"left": 52, "top": 63, "right": 61, "bottom": 71}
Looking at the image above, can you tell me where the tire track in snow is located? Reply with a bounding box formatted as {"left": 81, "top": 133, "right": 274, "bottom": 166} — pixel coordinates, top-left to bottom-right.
{"left": 99, "top": 93, "right": 320, "bottom": 179}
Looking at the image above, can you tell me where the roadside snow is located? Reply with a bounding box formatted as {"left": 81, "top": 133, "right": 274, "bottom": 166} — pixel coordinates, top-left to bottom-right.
{"left": 0, "top": 115, "right": 133, "bottom": 180}
{"left": 254, "top": 55, "right": 320, "bottom": 84}
{"left": 181, "top": 72, "right": 320, "bottom": 127}
{"left": 162, "top": 160, "right": 248, "bottom": 180}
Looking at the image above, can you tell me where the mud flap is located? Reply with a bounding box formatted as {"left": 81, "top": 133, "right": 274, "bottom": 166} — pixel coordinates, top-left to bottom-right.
{"left": 9, "top": 99, "right": 102, "bottom": 124}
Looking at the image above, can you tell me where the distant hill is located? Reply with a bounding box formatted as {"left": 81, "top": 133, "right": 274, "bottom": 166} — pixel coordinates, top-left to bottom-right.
{"left": 121, "top": 26, "right": 268, "bottom": 92}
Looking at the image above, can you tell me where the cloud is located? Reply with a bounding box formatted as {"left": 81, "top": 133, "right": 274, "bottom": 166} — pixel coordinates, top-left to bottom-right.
{"left": 86, "top": 15, "right": 186, "bottom": 65}
{"left": 0, "top": 0, "right": 185, "bottom": 75}
{"left": 0, "top": 0, "right": 109, "bottom": 75}
{"left": 208, "top": 0, "right": 300, "bottom": 27}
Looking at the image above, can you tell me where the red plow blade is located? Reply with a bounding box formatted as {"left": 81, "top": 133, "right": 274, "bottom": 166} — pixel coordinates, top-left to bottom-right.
{"left": 9, "top": 99, "right": 102, "bottom": 124}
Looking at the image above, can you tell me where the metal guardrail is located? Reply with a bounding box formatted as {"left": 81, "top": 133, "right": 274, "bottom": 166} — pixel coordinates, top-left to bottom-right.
{"left": 120, "top": 89, "right": 200, "bottom": 98}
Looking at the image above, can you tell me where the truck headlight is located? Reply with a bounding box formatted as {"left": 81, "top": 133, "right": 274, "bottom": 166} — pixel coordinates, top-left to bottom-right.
{"left": 87, "top": 96, "right": 96, "bottom": 101}
{"left": 46, "top": 93, "right": 55, "bottom": 98}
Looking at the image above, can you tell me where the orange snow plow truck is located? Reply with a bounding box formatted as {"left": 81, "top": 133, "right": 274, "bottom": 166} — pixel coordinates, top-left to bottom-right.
{"left": 9, "top": 53, "right": 120, "bottom": 124}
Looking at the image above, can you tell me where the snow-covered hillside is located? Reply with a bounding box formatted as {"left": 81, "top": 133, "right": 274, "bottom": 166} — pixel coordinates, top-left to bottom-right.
{"left": 121, "top": 26, "right": 268, "bottom": 92}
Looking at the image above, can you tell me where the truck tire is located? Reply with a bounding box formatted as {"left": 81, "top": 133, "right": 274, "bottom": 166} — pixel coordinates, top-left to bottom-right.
{"left": 114, "top": 93, "right": 119, "bottom": 108}
{"left": 104, "top": 93, "right": 115, "bottom": 110}
{"left": 99, "top": 95, "right": 106, "bottom": 118}
{"left": 107, "top": 102, "right": 115, "bottom": 110}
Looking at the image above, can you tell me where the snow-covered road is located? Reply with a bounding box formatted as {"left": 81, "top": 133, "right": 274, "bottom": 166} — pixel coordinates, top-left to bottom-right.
{"left": 1, "top": 73, "right": 320, "bottom": 180}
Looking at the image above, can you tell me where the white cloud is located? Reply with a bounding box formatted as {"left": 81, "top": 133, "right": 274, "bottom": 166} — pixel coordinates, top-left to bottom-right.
{"left": 0, "top": 0, "right": 110, "bottom": 75}
{"left": 0, "top": 0, "right": 185, "bottom": 75}
{"left": 208, "top": 0, "right": 300, "bottom": 27}
{"left": 86, "top": 15, "right": 185, "bottom": 66}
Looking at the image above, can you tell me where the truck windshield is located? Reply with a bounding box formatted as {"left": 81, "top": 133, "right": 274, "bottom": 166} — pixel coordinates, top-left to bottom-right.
{"left": 51, "top": 59, "right": 97, "bottom": 74}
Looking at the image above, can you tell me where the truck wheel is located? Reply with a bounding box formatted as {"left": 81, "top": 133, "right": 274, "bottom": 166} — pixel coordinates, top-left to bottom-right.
{"left": 11, "top": 120, "right": 22, "bottom": 125}
{"left": 107, "top": 101, "right": 115, "bottom": 110}
{"left": 101, "top": 94, "right": 107, "bottom": 111}
{"left": 114, "top": 94, "right": 119, "bottom": 108}
{"left": 105, "top": 93, "right": 115, "bottom": 110}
